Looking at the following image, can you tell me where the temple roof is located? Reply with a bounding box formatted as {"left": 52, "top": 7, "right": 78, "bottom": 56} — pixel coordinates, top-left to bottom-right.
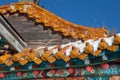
{"left": 0, "top": 2, "right": 120, "bottom": 80}
{"left": 0, "top": 2, "right": 108, "bottom": 40}
{"left": 0, "top": 2, "right": 120, "bottom": 67}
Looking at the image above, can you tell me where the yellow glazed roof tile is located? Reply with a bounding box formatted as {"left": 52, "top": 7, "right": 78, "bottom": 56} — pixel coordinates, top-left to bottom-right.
{"left": 0, "top": 34, "right": 120, "bottom": 66}
{"left": 0, "top": 2, "right": 108, "bottom": 40}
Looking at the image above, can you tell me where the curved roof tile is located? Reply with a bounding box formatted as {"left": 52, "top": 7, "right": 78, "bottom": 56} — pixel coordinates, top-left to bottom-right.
{"left": 1, "top": 34, "right": 120, "bottom": 66}
{"left": 0, "top": 2, "right": 108, "bottom": 40}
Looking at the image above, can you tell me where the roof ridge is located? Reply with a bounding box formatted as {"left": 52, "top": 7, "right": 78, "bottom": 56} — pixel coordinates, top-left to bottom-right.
{"left": 0, "top": 2, "right": 108, "bottom": 40}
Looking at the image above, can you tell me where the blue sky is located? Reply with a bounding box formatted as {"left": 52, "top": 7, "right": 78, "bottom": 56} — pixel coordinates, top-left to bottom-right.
{"left": 0, "top": 0, "right": 120, "bottom": 33}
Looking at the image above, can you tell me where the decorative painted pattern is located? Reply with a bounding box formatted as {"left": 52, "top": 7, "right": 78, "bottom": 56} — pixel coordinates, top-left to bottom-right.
{"left": 0, "top": 63, "right": 119, "bottom": 80}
